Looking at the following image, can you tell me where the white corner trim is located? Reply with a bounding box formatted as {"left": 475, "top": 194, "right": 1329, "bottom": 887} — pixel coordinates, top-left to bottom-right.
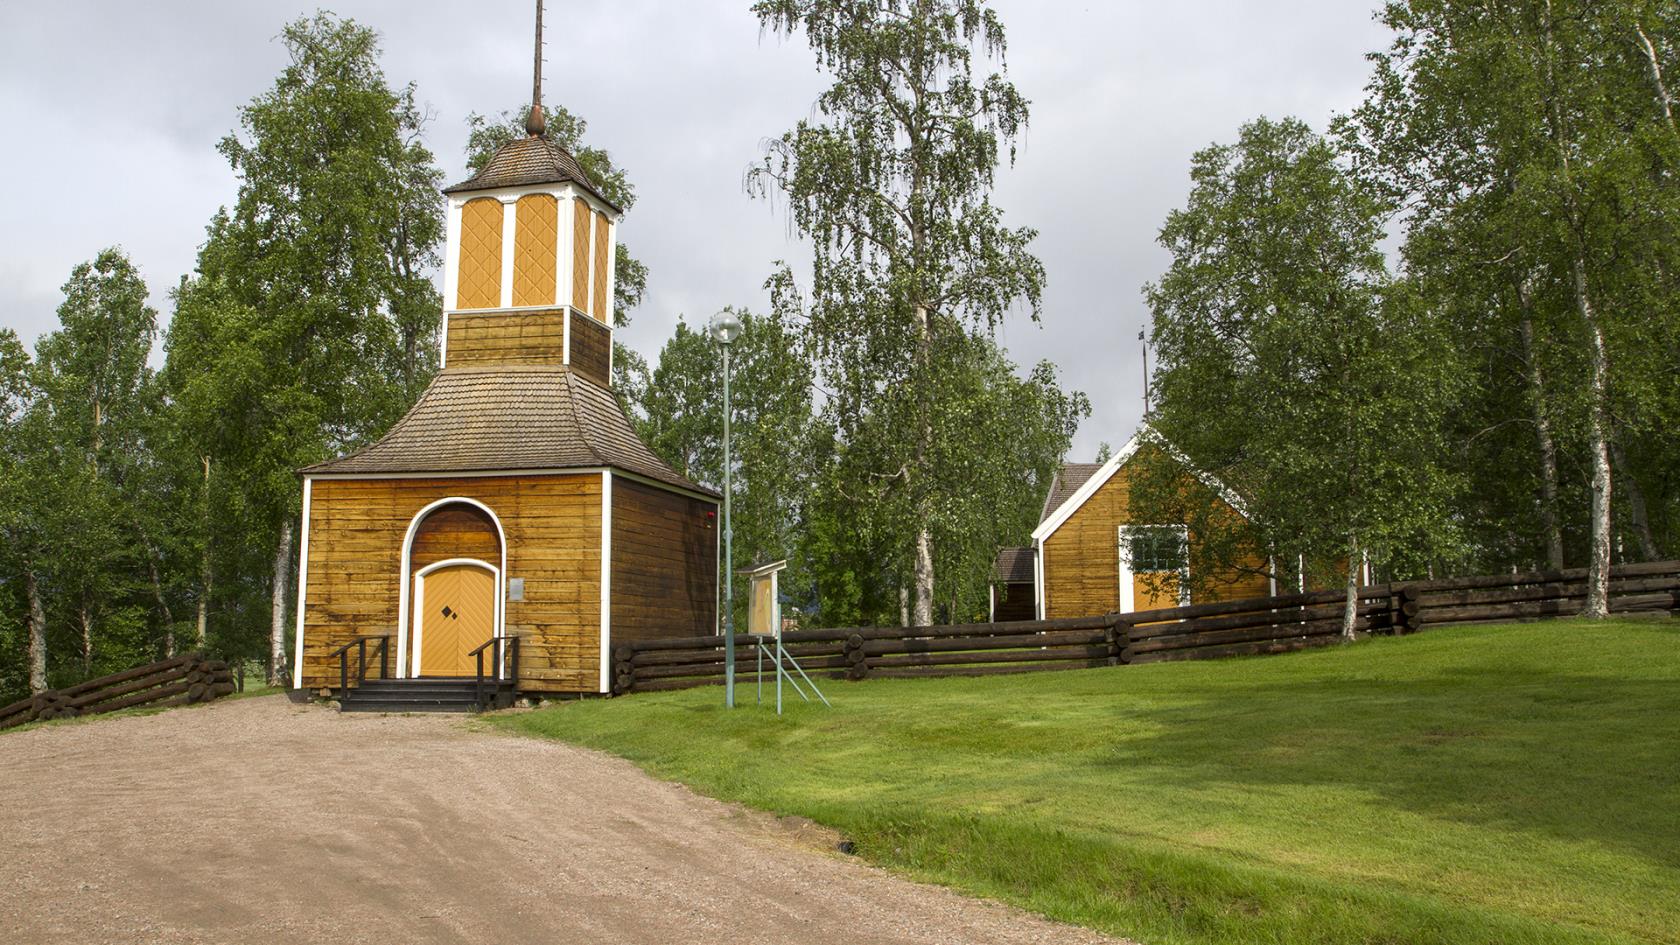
{"left": 396, "top": 496, "right": 508, "bottom": 678}
{"left": 600, "top": 470, "right": 613, "bottom": 694}
{"left": 1033, "top": 538, "right": 1046, "bottom": 621}
{"left": 291, "top": 479, "right": 313, "bottom": 688}
{"left": 558, "top": 190, "right": 576, "bottom": 310}
{"left": 443, "top": 200, "right": 463, "bottom": 310}
{"left": 498, "top": 196, "right": 518, "bottom": 309}
{"left": 563, "top": 306, "right": 572, "bottom": 366}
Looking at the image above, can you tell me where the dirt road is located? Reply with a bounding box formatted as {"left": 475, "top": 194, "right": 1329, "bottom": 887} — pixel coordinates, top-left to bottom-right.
{"left": 0, "top": 695, "right": 1127, "bottom": 944}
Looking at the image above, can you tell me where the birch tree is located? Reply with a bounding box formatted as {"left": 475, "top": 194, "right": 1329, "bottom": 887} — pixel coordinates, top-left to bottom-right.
{"left": 1144, "top": 117, "right": 1462, "bottom": 638}
{"left": 1345, "top": 0, "right": 1680, "bottom": 615}
{"left": 749, "top": 0, "right": 1044, "bottom": 625}
{"left": 166, "top": 13, "right": 444, "bottom": 683}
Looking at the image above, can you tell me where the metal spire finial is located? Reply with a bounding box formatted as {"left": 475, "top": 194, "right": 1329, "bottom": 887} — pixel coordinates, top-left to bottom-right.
{"left": 525, "top": 0, "right": 546, "bottom": 137}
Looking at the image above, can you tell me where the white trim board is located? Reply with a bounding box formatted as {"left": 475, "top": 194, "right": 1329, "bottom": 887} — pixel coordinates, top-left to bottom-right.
{"left": 291, "top": 479, "right": 313, "bottom": 688}
{"left": 1031, "top": 422, "right": 1249, "bottom": 544}
{"left": 599, "top": 470, "right": 613, "bottom": 694}
{"left": 302, "top": 467, "right": 720, "bottom": 506}
{"left": 412, "top": 557, "right": 501, "bottom": 678}
{"left": 1117, "top": 524, "right": 1191, "bottom": 614}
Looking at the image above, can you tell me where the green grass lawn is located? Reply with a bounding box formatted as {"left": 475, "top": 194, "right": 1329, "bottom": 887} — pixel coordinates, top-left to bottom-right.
{"left": 492, "top": 619, "right": 1680, "bottom": 945}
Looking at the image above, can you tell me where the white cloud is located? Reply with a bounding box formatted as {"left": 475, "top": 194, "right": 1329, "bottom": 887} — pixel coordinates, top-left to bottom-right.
{"left": 0, "top": 0, "right": 1391, "bottom": 458}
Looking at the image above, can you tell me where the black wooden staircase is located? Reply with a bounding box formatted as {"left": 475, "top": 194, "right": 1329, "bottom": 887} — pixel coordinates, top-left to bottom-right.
{"left": 330, "top": 634, "right": 520, "bottom": 714}
{"left": 339, "top": 677, "right": 516, "bottom": 713}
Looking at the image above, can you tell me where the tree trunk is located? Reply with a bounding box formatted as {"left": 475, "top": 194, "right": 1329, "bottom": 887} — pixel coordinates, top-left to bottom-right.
{"left": 198, "top": 454, "right": 211, "bottom": 648}
{"left": 1610, "top": 438, "right": 1661, "bottom": 561}
{"left": 26, "top": 569, "right": 47, "bottom": 694}
{"left": 1342, "top": 539, "right": 1360, "bottom": 641}
{"left": 898, "top": 586, "right": 909, "bottom": 628}
{"left": 79, "top": 599, "right": 93, "bottom": 676}
{"left": 1572, "top": 257, "right": 1614, "bottom": 618}
{"left": 1518, "top": 313, "right": 1565, "bottom": 569}
{"left": 912, "top": 527, "right": 934, "bottom": 627}
{"left": 1635, "top": 23, "right": 1678, "bottom": 135}
{"left": 269, "top": 519, "right": 294, "bottom": 686}
{"left": 140, "top": 535, "right": 176, "bottom": 658}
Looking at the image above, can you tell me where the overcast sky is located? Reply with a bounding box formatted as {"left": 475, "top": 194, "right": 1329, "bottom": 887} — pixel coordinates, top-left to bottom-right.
{"left": 0, "top": 0, "right": 1390, "bottom": 459}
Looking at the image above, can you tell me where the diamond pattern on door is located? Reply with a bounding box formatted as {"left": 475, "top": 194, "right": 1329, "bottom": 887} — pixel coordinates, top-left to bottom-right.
{"left": 419, "top": 564, "right": 496, "bottom": 676}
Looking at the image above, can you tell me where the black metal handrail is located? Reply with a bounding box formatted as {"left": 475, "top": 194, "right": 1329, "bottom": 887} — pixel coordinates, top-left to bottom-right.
{"left": 467, "top": 635, "right": 521, "bottom": 710}
{"left": 329, "top": 634, "right": 392, "bottom": 694}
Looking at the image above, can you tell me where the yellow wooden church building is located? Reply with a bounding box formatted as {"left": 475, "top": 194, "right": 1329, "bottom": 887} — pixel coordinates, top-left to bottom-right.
{"left": 291, "top": 35, "right": 718, "bottom": 705}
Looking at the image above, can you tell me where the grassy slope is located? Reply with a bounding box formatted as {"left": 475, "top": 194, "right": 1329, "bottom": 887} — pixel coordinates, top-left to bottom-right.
{"left": 493, "top": 620, "right": 1680, "bottom": 945}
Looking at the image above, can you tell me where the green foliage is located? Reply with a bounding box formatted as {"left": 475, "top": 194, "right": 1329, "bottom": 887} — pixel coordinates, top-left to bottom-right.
{"left": 162, "top": 11, "right": 444, "bottom": 680}
{"left": 637, "top": 309, "right": 815, "bottom": 625}
{"left": 749, "top": 0, "right": 1054, "bottom": 624}
{"left": 1143, "top": 117, "right": 1463, "bottom": 597}
{"left": 1340, "top": 0, "right": 1680, "bottom": 576}
{"left": 498, "top": 619, "right": 1680, "bottom": 945}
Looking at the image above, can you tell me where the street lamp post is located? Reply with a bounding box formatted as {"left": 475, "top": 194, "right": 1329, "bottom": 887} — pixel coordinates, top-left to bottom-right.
{"left": 709, "top": 311, "right": 743, "bottom": 708}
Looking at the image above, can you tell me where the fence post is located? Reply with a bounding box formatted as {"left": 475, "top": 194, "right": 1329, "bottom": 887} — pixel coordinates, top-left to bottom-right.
{"left": 844, "top": 633, "right": 869, "bottom": 680}
{"left": 1111, "top": 613, "right": 1134, "bottom": 664}
{"left": 612, "top": 643, "right": 636, "bottom": 695}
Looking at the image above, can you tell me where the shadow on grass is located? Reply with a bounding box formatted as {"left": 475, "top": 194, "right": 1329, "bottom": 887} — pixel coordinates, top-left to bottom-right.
{"left": 1102, "top": 659, "right": 1680, "bottom": 872}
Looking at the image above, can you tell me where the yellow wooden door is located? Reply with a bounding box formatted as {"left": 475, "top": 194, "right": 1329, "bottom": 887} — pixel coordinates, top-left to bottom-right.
{"left": 419, "top": 565, "right": 496, "bottom": 676}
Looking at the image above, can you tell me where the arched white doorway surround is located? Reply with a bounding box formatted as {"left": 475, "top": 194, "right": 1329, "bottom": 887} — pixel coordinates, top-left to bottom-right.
{"left": 396, "top": 497, "right": 507, "bottom": 678}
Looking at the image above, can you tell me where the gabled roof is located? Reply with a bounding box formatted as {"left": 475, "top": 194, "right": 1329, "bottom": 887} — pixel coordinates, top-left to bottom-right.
{"left": 301, "top": 366, "right": 713, "bottom": 497}
{"left": 443, "top": 136, "right": 621, "bottom": 213}
{"left": 992, "top": 547, "right": 1035, "bottom": 583}
{"left": 1030, "top": 422, "right": 1248, "bottom": 543}
{"left": 1038, "top": 463, "right": 1103, "bottom": 525}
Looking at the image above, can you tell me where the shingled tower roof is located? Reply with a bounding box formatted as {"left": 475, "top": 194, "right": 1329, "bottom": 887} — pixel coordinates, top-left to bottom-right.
{"left": 302, "top": 367, "right": 713, "bottom": 495}
{"left": 442, "top": 136, "right": 620, "bottom": 212}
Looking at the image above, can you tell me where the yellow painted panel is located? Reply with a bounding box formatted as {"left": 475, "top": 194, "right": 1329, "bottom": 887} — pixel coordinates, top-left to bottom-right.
{"left": 457, "top": 198, "right": 504, "bottom": 310}
{"left": 591, "top": 209, "right": 611, "bottom": 321}
{"left": 513, "top": 194, "right": 558, "bottom": 307}
{"left": 1132, "top": 572, "right": 1182, "bottom": 612}
{"left": 572, "top": 199, "right": 592, "bottom": 315}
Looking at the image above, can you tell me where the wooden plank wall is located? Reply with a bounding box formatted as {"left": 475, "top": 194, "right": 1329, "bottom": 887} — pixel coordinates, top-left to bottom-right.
{"left": 611, "top": 478, "right": 718, "bottom": 644}
{"left": 1042, "top": 446, "right": 1270, "bottom": 618}
{"left": 992, "top": 582, "right": 1036, "bottom": 622}
{"left": 569, "top": 309, "right": 612, "bottom": 386}
{"left": 301, "top": 475, "right": 603, "bottom": 693}
{"left": 445, "top": 310, "right": 566, "bottom": 368}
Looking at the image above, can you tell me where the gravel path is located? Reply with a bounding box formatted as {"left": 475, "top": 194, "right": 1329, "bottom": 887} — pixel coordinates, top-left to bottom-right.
{"left": 0, "top": 695, "right": 1131, "bottom": 945}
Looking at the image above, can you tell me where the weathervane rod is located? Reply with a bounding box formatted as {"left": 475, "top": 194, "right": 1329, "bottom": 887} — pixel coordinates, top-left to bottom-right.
{"left": 526, "top": 0, "right": 546, "bottom": 137}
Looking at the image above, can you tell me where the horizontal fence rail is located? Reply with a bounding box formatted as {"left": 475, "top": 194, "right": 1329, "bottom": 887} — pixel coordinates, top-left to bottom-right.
{"left": 0, "top": 652, "right": 237, "bottom": 731}
{"left": 612, "top": 561, "right": 1680, "bottom": 695}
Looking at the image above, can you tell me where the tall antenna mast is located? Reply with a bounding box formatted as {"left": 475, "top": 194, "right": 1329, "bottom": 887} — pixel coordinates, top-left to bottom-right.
{"left": 1139, "top": 329, "right": 1151, "bottom": 414}
{"left": 526, "top": 0, "right": 546, "bottom": 137}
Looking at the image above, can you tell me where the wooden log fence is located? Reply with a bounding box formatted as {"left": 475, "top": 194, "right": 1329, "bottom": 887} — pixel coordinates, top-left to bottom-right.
{"left": 610, "top": 561, "right": 1680, "bottom": 695}
{"left": 0, "top": 652, "right": 237, "bottom": 731}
